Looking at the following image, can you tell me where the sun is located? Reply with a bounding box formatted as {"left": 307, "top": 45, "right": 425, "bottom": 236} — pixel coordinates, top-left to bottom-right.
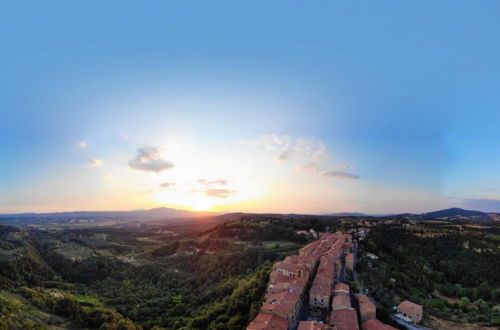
{"left": 192, "top": 198, "right": 214, "bottom": 211}
{"left": 155, "top": 190, "right": 215, "bottom": 211}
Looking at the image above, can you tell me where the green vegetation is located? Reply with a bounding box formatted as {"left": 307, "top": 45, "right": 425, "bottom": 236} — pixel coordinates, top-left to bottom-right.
{"left": 1, "top": 216, "right": 329, "bottom": 329}
{"left": 357, "top": 224, "right": 500, "bottom": 325}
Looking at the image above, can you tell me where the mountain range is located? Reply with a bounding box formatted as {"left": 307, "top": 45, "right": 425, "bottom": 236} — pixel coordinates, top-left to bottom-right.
{"left": 0, "top": 207, "right": 498, "bottom": 226}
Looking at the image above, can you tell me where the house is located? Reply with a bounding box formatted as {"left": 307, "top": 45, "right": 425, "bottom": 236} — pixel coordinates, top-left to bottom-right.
{"left": 334, "top": 283, "right": 349, "bottom": 295}
{"left": 331, "top": 293, "right": 351, "bottom": 310}
{"left": 396, "top": 300, "right": 423, "bottom": 324}
{"left": 309, "top": 273, "right": 332, "bottom": 309}
{"left": 329, "top": 308, "right": 359, "bottom": 330}
{"left": 247, "top": 312, "right": 288, "bottom": 330}
{"left": 358, "top": 295, "right": 376, "bottom": 322}
{"left": 298, "top": 321, "right": 332, "bottom": 330}
{"left": 361, "top": 319, "right": 397, "bottom": 330}
{"left": 274, "top": 261, "right": 308, "bottom": 278}
{"left": 261, "top": 290, "right": 302, "bottom": 326}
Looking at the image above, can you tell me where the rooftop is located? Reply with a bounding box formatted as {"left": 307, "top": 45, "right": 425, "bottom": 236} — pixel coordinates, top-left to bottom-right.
{"left": 247, "top": 312, "right": 288, "bottom": 330}
{"left": 398, "top": 300, "right": 423, "bottom": 316}
{"left": 310, "top": 273, "right": 332, "bottom": 296}
{"left": 261, "top": 290, "right": 301, "bottom": 318}
{"left": 329, "top": 308, "right": 359, "bottom": 330}
{"left": 361, "top": 319, "right": 397, "bottom": 330}
{"left": 358, "top": 295, "right": 376, "bottom": 311}
{"left": 334, "top": 282, "right": 349, "bottom": 293}
{"left": 331, "top": 293, "right": 352, "bottom": 309}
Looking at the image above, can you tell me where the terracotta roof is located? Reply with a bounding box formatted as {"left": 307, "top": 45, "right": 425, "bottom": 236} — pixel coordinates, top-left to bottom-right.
{"left": 261, "top": 291, "right": 301, "bottom": 319}
{"left": 284, "top": 255, "right": 300, "bottom": 264}
{"left": 362, "top": 319, "right": 397, "bottom": 330}
{"left": 247, "top": 312, "right": 288, "bottom": 330}
{"left": 275, "top": 261, "right": 304, "bottom": 273}
{"left": 268, "top": 279, "right": 306, "bottom": 294}
{"left": 329, "top": 308, "right": 359, "bottom": 330}
{"left": 397, "top": 300, "right": 422, "bottom": 317}
{"left": 358, "top": 295, "right": 376, "bottom": 312}
{"left": 298, "top": 320, "right": 332, "bottom": 330}
{"left": 269, "top": 271, "right": 293, "bottom": 284}
{"left": 334, "top": 283, "right": 349, "bottom": 293}
{"left": 331, "top": 293, "right": 351, "bottom": 310}
{"left": 310, "top": 273, "right": 332, "bottom": 296}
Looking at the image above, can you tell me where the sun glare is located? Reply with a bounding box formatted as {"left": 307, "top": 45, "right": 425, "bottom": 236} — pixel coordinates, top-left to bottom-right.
{"left": 155, "top": 190, "right": 216, "bottom": 211}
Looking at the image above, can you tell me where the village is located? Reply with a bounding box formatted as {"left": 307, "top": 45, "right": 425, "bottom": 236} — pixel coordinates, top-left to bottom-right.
{"left": 247, "top": 230, "right": 424, "bottom": 330}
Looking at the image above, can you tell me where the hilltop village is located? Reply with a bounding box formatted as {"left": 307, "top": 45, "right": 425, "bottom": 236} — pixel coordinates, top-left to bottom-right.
{"left": 247, "top": 231, "right": 418, "bottom": 330}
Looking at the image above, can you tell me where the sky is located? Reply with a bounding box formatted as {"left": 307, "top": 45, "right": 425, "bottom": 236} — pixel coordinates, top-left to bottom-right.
{"left": 1, "top": 1, "right": 500, "bottom": 214}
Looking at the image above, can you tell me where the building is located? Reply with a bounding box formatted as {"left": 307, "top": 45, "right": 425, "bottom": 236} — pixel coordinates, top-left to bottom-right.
{"left": 331, "top": 293, "right": 351, "bottom": 310}
{"left": 329, "top": 308, "right": 359, "bottom": 330}
{"left": 247, "top": 312, "right": 288, "bottom": 330}
{"left": 333, "top": 282, "right": 349, "bottom": 295}
{"left": 396, "top": 300, "right": 423, "bottom": 324}
{"left": 345, "top": 253, "right": 355, "bottom": 271}
{"left": 358, "top": 294, "right": 376, "bottom": 322}
{"left": 361, "top": 319, "right": 397, "bottom": 330}
{"left": 298, "top": 321, "right": 332, "bottom": 330}
{"left": 260, "top": 291, "right": 302, "bottom": 326}
{"left": 274, "top": 261, "right": 307, "bottom": 278}
{"left": 249, "top": 232, "right": 355, "bottom": 330}
{"left": 309, "top": 273, "right": 332, "bottom": 309}
{"left": 268, "top": 278, "right": 306, "bottom": 295}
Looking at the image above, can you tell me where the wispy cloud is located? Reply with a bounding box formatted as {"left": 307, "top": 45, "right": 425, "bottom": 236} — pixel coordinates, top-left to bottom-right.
{"left": 204, "top": 189, "right": 236, "bottom": 198}
{"left": 260, "top": 135, "right": 326, "bottom": 164}
{"left": 87, "top": 158, "right": 103, "bottom": 167}
{"left": 322, "top": 169, "right": 360, "bottom": 180}
{"left": 198, "top": 179, "right": 228, "bottom": 186}
{"left": 298, "top": 163, "right": 360, "bottom": 180}
{"left": 77, "top": 141, "right": 88, "bottom": 149}
{"left": 129, "top": 146, "right": 174, "bottom": 173}
{"left": 159, "top": 182, "right": 176, "bottom": 188}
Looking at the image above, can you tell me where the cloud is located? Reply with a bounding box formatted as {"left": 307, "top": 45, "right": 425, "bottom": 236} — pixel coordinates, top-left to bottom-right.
{"left": 204, "top": 189, "right": 236, "bottom": 198}
{"left": 322, "top": 169, "right": 360, "bottom": 179}
{"left": 87, "top": 158, "right": 102, "bottom": 167}
{"left": 159, "top": 182, "right": 176, "bottom": 188}
{"left": 197, "top": 179, "right": 228, "bottom": 186}
{"left": 260, "top": 135, "right": 327, "bottom": 164}
{"left": 77, "top": 141, "right": 88, "bottom": 149}
{"left": 454, "top": 198, "right": 500, "bottom": 213}
{"left": 128, "top": 146, "right": 174, "bottom": 173}
{"left": 298, "top": 163, "right": 360, "bottom": 180}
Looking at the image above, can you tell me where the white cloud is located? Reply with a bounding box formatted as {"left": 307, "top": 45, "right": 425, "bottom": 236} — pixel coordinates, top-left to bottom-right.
{"left": 129, "top": 146, "right": 174, "bottom": 173}
{"left": 77, "top": 141, "right": 88, "bottom": 149}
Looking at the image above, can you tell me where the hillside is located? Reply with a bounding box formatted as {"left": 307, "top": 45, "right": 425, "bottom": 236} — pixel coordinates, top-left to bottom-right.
{"left": 0, "top": 207, "right": 217, "bottom": 226}
{"left": 0, "top": 214, "right": 330, "bottom": 329}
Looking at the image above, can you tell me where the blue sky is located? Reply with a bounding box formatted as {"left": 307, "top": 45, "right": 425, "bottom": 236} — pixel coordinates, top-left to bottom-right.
{"left": 1, "top": 1, "right": 499, "bottom": 213}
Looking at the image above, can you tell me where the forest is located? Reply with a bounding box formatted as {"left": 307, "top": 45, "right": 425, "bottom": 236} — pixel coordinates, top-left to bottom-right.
{"left": 0, "top": 215, "right": 325, "bottom": 329}
{"left": 356, "top": 224, "right": 500, "bottom": 325}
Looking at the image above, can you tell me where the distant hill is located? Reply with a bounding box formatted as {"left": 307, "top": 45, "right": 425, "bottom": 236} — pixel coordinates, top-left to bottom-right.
{"left": 393, "top": 207, "right": 499, "bottom": 221}
{"left": 422, "top": 207, "right": 487, "bottom": 219}
{"left": 0, "top": 207, "right": 216, "bottom": 226}
{"left": 323, "top": 212, "right": 369, "bottom": 217}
